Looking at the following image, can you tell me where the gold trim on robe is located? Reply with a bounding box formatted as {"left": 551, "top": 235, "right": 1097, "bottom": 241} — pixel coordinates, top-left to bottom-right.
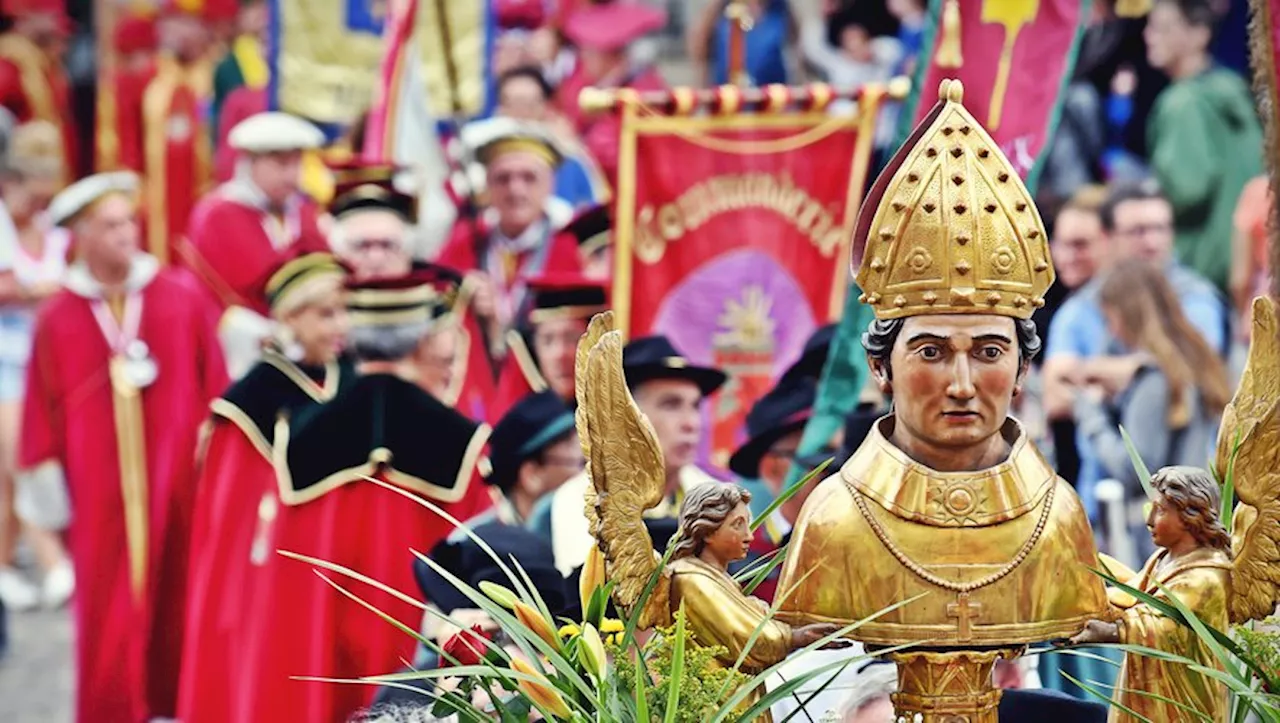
{"left": 507, "top": 329, "right": 549, "bottom": 393}
{"left": 270, "top": 417, "right": 490, "bottom": 507}
{"left": 0, "top": 33, "right": 69, "bottom": 183}
{"left": 108, "top": 356, "right": 149, "bottom": 602}
{"left": 142, "top": 54, "right": 213, "bottom": 265}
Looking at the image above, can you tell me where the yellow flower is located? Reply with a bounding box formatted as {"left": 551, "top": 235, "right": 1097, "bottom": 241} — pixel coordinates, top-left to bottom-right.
{"left": 511, "top": 657, "right": 572, "bottom": 719}
{"left": 558, "top": 623, "right": 581, "bottom": 639}
{"left": 514, "top": 600, "right": 560, "bottom": 649}
{"left": 580, "top": 623, "right": 607, "bottom": 680}
{"left": 600, "top": 618, "right": 624, "bottom": 634}
{"left": 580, "top": 546, "right": 606, "bottom": 614}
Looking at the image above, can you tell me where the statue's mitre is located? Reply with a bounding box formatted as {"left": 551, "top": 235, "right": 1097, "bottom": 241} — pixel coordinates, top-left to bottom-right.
{"left": 852, "top": 80, "right": 1055, "bottom": 320}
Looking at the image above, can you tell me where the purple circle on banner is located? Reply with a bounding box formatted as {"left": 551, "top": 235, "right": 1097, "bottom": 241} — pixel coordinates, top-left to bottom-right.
{"left": 651, "top": 250, "right": 818, "bottom": 469}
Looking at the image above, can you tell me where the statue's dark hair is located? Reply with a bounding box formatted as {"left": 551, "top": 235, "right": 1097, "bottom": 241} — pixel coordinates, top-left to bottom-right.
{"left": 861, "top": 317, "right": 1042, "bottom": 379}
{"left": 1153, "top": 466, "right": 1231, "bottom": 551}
{"left": 670, "top": 483, "right": 752, "bottom": 561}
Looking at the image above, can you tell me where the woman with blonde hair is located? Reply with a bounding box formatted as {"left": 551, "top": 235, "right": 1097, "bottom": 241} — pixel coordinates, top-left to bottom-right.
{"left": 0, "top": 120, "right": 73, "bottom": 610}
{"left": 1074, "top": 258, "right": 1231, "bottom": 558}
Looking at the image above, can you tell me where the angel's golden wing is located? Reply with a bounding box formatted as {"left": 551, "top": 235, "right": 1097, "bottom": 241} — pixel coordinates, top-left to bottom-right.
{"left": 575, "top": 317, "right": 671, "bottom": 628}
{"left": 1218, "top": 297, "right": 1280, "bottom": 624}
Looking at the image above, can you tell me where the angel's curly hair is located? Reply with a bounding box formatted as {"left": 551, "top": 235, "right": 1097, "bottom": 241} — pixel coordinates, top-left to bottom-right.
{"left": 1153, "top": 466, "right": 1231, "bottom": 552}
{"left": 670, "top": 483, "right": 751, "bottom": 561}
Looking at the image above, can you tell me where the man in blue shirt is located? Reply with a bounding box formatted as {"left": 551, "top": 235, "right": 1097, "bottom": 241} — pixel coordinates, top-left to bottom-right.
{"left": 1042, "top": 179, "right": 1228, "bottom": 517}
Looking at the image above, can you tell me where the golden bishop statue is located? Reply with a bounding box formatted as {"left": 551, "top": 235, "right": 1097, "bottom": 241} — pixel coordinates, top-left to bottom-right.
{"left": 768, "top": 78, "right": 1109, "bottom": 721}
{"left": 576, "top": 78, "right": 1280, "bottom": 722}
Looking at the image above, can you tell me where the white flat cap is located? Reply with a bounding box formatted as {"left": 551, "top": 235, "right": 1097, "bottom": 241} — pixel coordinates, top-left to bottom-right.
{"left": 461, "top": 116, "right": 563, "bottom": 167}
{"left": 49, "top": 171, "right": 139, "bottom": 226}
{"left": 228, "top": 112, "right": 325, "bottom": 154}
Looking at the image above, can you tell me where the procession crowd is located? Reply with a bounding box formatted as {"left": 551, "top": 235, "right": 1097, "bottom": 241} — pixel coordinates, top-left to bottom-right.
{"left": 0, "top": 0, "right": 1269, "bottom": 721}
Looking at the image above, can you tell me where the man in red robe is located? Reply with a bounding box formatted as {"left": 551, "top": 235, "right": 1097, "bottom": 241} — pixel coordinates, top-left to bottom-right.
{"left": 492, "top": 271, "right": 607, "bottom": 422}
{"left": 181, "top": 110, "right": 329, "bottom": 378}
{"left": 96, "top": 14, "right": 157, "bottom": 173}
{"left": 178, "top": 252, "right": 356, "bottom": 723}
{"left": 438, "top": 120, "right": 581, "bottom": 367}
{"left": 118, "top": 3, "right": 216, "bottom": 265}
{"left": 329, "top": 161, "right": 498, "bottom": 418}
{"left": 235, "top": 272, "right": 492, "bottom": 723}
{"left": 557, "top": 1, "right": 668, "bottom": 184}
{"left": 16, "top": 171, "right": 228, "bottom": 722}
{"left": 0, "top": 0, "right": 77, "bottom": 181}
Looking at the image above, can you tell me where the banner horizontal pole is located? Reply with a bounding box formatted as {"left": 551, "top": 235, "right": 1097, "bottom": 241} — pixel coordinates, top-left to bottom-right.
{"left": 579, "top": 78, "right": 912, "bottom": 117}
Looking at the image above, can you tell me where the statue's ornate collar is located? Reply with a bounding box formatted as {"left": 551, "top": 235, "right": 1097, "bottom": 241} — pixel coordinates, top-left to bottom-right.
{"left": 841, "top": 416, "right": 1055, "bottom": 528}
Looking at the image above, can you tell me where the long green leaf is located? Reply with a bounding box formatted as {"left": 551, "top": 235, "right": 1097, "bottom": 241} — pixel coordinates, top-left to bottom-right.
{"left": 732, "top": 546, "right": 786, "bottom": 584}
{"left": 1061, "top": 671, "right": 1154, "bottom": 723}
{"left": 741, "top": 545, "right": 790, "bottom": 596}
{"left": 411, "top": 550, "right": 598, "bottom": 705}
{"left": 633, "top": 647, "right": 650, "bottom": 723}
{"left": 1088, "top": 678, "right": 1216, "bottom": 721}
{"left": 278, "top": 549, "right": 427, "bottom": 610}
{"left": 750, "top": 459, "right": 832, "bottom": 533}
{"left": 1089, "top": 567, "right": 1280, "bottom": 691}
{"left": 777, "top": 662, "right": 850, "bottom": 723}
{"left": 1119, "top": 425, "right": 1156, "bottom": 500}
{"left": 1221, "top": 430, "right": 1242, "bottom": 534}
{"left": 711, "top": 592, "right": 929, "bottom": 722}
{"left": 360, "top": 475, "right": 538, "bottom": 605}
{"left": 663, "top": 606, "right": 688, "bottom": 723}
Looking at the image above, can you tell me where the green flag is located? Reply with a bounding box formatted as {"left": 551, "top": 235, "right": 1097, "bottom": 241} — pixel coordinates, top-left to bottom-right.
{"left": 782, "top": 289, "right": 875, "bottom": 490}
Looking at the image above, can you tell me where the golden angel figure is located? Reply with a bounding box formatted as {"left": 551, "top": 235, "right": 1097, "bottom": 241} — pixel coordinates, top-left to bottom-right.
{"left": 573, "top": 312, "right": 837, "bottom": 679}
{"left": 1070, "top": 297, "right": 1280, "bottom": 723}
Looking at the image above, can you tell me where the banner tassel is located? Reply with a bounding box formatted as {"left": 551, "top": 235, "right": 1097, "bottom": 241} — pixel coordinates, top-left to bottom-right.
{"left": 936, "top": 0, "right": 963, "bottom": 68}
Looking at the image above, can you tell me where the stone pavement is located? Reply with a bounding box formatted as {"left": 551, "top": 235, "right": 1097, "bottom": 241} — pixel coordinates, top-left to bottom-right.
{"left": 0, "top": 607, "right": 74, "bottom": 723}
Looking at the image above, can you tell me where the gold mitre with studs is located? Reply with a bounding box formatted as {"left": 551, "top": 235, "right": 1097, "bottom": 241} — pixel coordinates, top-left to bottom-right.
{"left": 852, "top": 80, "right": 1055, "bottom": 320}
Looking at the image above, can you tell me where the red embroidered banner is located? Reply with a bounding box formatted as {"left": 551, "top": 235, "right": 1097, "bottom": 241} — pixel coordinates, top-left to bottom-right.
{"left": 903, "top": 0, "right": 1090, "bottom": 185}
{"left": 612, "top": 97, "right": 882, "bottom": 469}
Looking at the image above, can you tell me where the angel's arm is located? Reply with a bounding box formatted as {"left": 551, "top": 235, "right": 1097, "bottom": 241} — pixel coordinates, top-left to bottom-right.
{"left": 1116, "top": 568, "right": 1227, "bottom": 648}
{"left": 673, "top": 570, "right": 792, "bottom": 670}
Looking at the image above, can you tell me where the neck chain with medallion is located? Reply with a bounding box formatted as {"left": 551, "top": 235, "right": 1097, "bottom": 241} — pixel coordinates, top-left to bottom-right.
{"left": 842, "top": 478, "right": 1055, "bottom": 594}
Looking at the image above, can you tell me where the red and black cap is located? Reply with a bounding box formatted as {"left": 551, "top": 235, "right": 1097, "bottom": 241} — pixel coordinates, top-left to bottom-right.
{"left": 346, "top": 266, "right": 458, "bottom": 328}
{"left": 327, "top": 160, "right": 417, "bottom": 223}
{"left": 526, "top": 272, "right": 609, "bottom": 325}
{"left": 563, "top": 204, "right": 611, "bottom": 257}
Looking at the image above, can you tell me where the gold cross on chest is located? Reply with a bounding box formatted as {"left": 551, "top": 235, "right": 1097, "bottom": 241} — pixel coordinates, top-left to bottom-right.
{"left": 947, "top": 591, "right": 983, "bottom": 642}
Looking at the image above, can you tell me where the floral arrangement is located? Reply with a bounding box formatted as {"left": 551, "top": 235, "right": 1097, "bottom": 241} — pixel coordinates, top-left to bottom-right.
{"left": 290, "top": 470, "right": 889, "bottom": 722}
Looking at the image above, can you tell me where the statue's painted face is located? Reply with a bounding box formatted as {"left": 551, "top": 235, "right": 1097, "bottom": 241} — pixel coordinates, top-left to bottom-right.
{"left": 878, "top": 315, "right": 1023, "bottom": 465}
{"left": 702, "top": 502, "right": 753, "bottom": 565}
{"left": 1146, "top": 494, "right": 1190, "bottom": 551}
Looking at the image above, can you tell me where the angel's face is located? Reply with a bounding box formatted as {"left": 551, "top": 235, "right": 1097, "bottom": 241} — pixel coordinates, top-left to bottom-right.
{"left": 1147, "top": 494, "right": 1190, "bottom": 551}
{"left": 702, "top": 503, "right": 753, "bottom": 566}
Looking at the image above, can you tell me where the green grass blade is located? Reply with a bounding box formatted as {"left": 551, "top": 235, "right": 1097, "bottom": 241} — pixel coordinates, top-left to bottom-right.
{"left": 776, "top": 663, "right": 850, "bottom": 723}
{"left": 278, "top": 549, "right": 427, "bottom": 610}
{"left": 633, "top": 647, "right": 650, "bottom": 722}
{"left": 1221, "top": 430, "right": 1242, "bottom": 534}
{"left": 1086, "top": 678, "right": 1215, "bottom": 721}
{"left": 663, "top": 607, "right": 687, "bottom": 723}
{"left": 731, "top": 546, "right": 786, "bottom": 583}
{"left": 741, "top": 545, "right": 790, "bottom": 596}
{"left": 411, "top": 550, "right": 598, "bottom": 704}
{"left": 750, "top": 459, "right": 832, "bottom": 533}
{"left": 1119, "top": 425, "right": 1156, "bottom": 500}
{"left": 1061, "top": 671, "right": 1154, "bottom": 723}
{"left": 360, "top": 475, "right": 538, "bottom": 604}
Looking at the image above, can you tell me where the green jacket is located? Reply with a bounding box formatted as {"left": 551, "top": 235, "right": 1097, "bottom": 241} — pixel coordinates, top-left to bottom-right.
{"left": 1147, "top": 66, "right": 1262, "bottom": 292}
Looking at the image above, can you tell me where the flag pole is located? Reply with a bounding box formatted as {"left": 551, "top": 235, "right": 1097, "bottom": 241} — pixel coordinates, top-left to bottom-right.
{"left": 432, "top": 0, "right": 465, "bottom": 118}
{"left": 724, "top": 0, "right": 753, "bottom": 87}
